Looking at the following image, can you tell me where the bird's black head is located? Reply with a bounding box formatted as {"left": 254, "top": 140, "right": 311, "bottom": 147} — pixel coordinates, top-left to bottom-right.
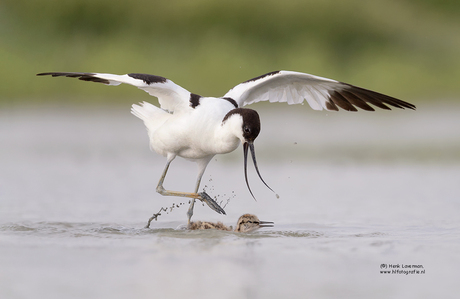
{"left": 223, "top": 108, "right": 260, "bottom": 142}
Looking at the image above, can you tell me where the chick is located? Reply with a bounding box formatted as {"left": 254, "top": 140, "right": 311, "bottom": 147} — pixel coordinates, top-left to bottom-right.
{"left": 189, "top": 214, "right": 274, "bottom": 232}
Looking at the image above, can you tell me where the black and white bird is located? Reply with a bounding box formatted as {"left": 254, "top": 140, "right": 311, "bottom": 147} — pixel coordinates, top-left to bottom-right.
{"left": 37, "top": 70, "right": 415, "bottom": 224}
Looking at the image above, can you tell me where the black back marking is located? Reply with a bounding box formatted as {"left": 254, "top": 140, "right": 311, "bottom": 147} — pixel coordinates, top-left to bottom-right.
{"left": 128, "top": 73, "right": 167, "bottom": 84}
{"left": 189, "top": 93, "right": 202, "bottom": 108}
{"left": 243, "top": 71, "right": 281, "bottom": 84}
{"left": 222, "top": 97, "right": 238, "bottom": 108}
{"left": 222, "top": 108, "right": 260, "bottom": 141}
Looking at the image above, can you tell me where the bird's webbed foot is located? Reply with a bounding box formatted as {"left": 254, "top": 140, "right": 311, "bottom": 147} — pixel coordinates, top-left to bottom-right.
{"left": 198, "top": 192, "right": 226, "bottom": 215}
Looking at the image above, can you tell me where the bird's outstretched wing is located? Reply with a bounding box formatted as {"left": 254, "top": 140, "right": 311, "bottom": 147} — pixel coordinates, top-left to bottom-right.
{"left": 37, "top": 72, "right": 192, "bottom": 112}
{"left": 224, "top": 70, "right": 415, "bottom": 111}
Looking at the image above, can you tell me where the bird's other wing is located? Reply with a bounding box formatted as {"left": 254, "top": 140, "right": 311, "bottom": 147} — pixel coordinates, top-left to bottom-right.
{"left": 37, "top": 72, "right": 192, "bottom": 112}
{"left": 223, "top": 70, "right": 415, "bottom": 111}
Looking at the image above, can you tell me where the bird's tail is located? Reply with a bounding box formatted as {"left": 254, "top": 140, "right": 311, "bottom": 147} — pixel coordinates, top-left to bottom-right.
{"left": 131, "top": 101, "right": 164, "bottom": 122}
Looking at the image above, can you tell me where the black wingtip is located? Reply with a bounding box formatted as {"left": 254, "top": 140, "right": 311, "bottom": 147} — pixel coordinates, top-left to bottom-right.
{"left": 36, "top": 72, "right": 111, "bottom": 85}
{"left": 330, "top": 84, "right": 417, "bottom": 112}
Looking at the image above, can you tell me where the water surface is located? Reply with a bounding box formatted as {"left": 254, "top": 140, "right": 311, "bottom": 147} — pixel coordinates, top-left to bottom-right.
{"left": 1, "top": 103, "right": 459, "bottom": 298}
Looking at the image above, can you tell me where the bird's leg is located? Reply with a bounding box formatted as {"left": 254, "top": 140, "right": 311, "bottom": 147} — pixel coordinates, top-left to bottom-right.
{"left": 186, "top": 200, "right": 196, "bottom": 226}
{"left": 155, "top": 159, "right": 226, "bottom": 222}
{"left": 156, "top": 159, "right": 200, "bottom": 199}
{"left": 186, "top": 170, "right": 203, "bottom": 226}
{"left": 186, "top": 157, "right": 228, "bottom": 225}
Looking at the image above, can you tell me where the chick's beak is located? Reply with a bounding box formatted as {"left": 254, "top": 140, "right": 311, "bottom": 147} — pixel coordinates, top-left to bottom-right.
{"left": 258, "top": 220, "right": 274, "bottom": 228}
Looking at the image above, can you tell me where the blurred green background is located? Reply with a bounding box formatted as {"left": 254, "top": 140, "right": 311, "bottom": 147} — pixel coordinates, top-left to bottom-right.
{"left": 1, "top": 0, "right": 459, "bottom": 105}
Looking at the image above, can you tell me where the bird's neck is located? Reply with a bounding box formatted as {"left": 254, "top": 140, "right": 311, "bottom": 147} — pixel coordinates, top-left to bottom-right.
{"left": 212, "top": 117, "right": 242, "bottom": 154}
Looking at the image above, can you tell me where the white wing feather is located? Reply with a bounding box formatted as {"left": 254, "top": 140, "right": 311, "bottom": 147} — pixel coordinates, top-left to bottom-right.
{"left": 224, "top": 70, "right": 415, "bottom": 111}
{"left": 37, "top": 72, "right": 191, "bottom": 113}
{"left": 37, "top": 70, "right": 415, "bottom": 112}
{"left": 224, "top": 71, "right": 340, "bottom": 110}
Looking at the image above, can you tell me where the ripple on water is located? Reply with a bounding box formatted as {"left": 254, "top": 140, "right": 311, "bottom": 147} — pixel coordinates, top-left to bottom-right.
{"left": 0, "top": 224, "right": 37, "bottom": 232}
{"left": 1, "top": 222, "right": 387, "bottom": 241}
{"left": 270, "top": 230, "right": 324, "bottom": 238}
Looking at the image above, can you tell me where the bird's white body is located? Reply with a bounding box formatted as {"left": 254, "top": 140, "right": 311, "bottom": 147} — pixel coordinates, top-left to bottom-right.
{"left": 37, "top": 70, "right": 415, "bottom": 225}
{"left": 132, "top": 98, "right": 242, "bottom": 162}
